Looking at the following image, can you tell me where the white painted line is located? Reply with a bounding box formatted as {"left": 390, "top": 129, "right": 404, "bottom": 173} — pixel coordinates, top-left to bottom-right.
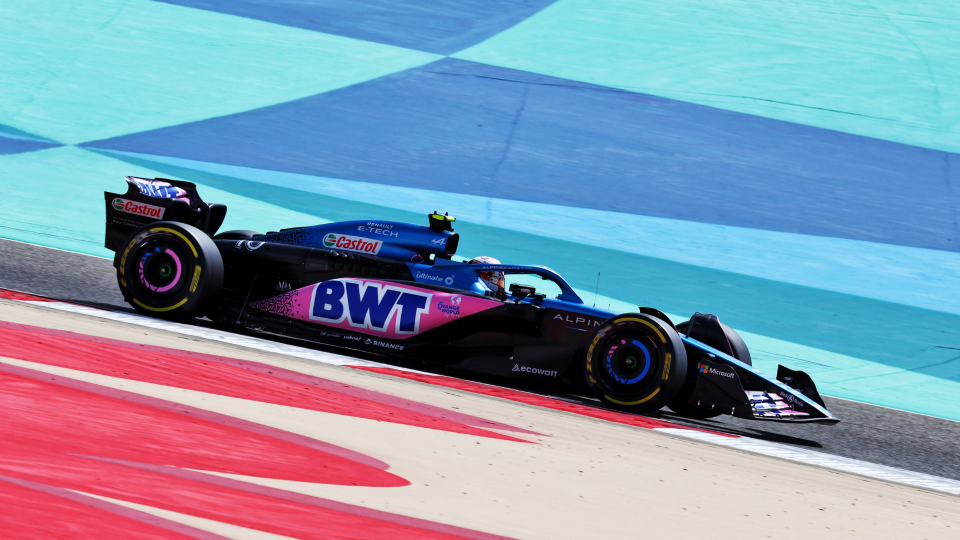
{"left": 656, "top": 428, "right": 960, "bottom": 495}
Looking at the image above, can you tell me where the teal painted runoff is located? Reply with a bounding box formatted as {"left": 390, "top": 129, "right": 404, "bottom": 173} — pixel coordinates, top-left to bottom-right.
{"left": 454, "top": 0, "right": 960, "bottom": 154}
{"left": 0, "top": 0, "right": 438, "bottom": 145}
{"left": 0, "top": 147, "right": 325, "bottom": 257}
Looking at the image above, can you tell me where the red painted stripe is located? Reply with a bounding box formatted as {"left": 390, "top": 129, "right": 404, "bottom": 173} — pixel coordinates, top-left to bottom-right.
{"left": 0, "top": 323, "right": 531, "bottom": 443}
{"left": 0, "top": 288, "right": 54, "bottom": 302}
{"left": 0, "top": 319, "right": 537, "bottom": 434}
{"left": 0, "top": 368, "right": 406, "bottom": 486}
{"left": 0, "top": 442, "right": 507, "bottom": 539}
{"left": 85, "top": 457, "right": 515, "bottom": 540}
{"left": 355, "top": 367, "right": 731, "bottom": 435}
{"left": 0, "top": 330, "right": 517, "bottom": 538}
{"left": 0, "top": 475, "right": 215, "bottom": 540}
{"left": 0, "top": 360, "right": 390, "bottom": 470}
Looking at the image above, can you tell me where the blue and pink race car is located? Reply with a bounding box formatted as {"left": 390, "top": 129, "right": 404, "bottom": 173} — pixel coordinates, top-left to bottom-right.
{"left": 103, "top": 176, "right": 839, "bottom": 424}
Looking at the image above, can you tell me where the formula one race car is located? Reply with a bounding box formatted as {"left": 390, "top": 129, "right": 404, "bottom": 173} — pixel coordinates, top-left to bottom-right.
{"left": 104, "top": 177, "right": 839, "bottom": 424}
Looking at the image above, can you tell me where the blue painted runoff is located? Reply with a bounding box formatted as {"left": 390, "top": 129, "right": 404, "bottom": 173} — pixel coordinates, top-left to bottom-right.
{"left": 0, "top": 137, "right": 60, "bottom": 156}
{"left": 85, "top": 58, "right": 960, "bottom": 253}
{"left": 154, "top": 0, "right": 557, "bottom": 55}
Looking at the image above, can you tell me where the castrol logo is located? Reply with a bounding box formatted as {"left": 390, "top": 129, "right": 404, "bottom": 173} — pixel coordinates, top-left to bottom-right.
{"left": 323, "top": 233, "right": 382, "bottom": 255}
{"left": 113, "top": 198, "right": 165, "bottom": 219}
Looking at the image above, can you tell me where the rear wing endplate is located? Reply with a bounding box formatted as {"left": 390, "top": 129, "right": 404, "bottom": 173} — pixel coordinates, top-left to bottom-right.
{"left": 104, "top": 176, "right": 226, "bottom": 252}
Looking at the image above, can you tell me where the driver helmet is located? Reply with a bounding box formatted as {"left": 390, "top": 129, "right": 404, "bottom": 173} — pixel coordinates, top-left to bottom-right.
{"left": 468, "top": 256, "right": 505, "bottom": 292}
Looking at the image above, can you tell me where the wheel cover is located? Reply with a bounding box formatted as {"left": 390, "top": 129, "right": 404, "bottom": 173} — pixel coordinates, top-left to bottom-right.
{"left": 597, "top": 330, "right": 662, "bottom": 398}
{"left": 604, "top": 339, "right": 652, "bottom": 385}
{"left": 131, "top": 239, "right": 190, "bottom": 300}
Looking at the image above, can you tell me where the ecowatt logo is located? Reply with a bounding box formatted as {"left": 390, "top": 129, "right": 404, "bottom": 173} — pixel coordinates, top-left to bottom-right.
{"left": 322, "top": 233, "right": 382, "bottom": 255}
{"left": 512, "top": 364, "right": 558, "bottom": 377}
{"left": 112, "top": 198, "right": 164, "bottom": 219}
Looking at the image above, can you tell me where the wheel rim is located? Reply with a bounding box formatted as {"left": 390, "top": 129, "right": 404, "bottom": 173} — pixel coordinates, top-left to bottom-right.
{"left": 132, "top": 239, "right": 189, "bottom": 299}
{"left": 599, "top": 331, "right": 661, "bottom": 395}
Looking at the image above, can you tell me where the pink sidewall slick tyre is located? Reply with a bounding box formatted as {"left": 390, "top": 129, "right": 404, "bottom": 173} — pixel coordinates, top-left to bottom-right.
{"left": 118, "top": 221, "right": 224, "bottom": 321}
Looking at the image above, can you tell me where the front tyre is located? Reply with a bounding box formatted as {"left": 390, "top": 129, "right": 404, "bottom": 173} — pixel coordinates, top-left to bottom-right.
{"left": 117, "top": 222, "right": 223, "bottom": 321}
{"left": 585, "top": 314, "right": 687, "bottom": 413}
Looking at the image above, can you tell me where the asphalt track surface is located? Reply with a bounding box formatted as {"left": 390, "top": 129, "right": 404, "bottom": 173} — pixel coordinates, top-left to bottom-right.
{"left": 5, "top": 237, "right": 958, "bottom": 482}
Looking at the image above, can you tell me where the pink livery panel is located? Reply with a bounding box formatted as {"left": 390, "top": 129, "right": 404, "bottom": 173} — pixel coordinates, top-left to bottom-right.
{"left": 248, "top": 279, "right": 500, "bottom": 339}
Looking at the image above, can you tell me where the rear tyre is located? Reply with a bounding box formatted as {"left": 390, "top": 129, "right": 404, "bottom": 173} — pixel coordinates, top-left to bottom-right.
{"left": 117, "top": 221, "right": 223, "bottom": 321}
{"left": 584, "top": 314, "right": 687, "bottom": 414}
{"left": 667, "top": 316, "right": 751, "bottom": 419}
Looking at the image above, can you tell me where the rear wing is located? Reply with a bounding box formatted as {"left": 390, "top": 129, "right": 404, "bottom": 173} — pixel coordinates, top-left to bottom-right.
{"left": 104, "top": 176, "right": 226, "bottom": 252}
